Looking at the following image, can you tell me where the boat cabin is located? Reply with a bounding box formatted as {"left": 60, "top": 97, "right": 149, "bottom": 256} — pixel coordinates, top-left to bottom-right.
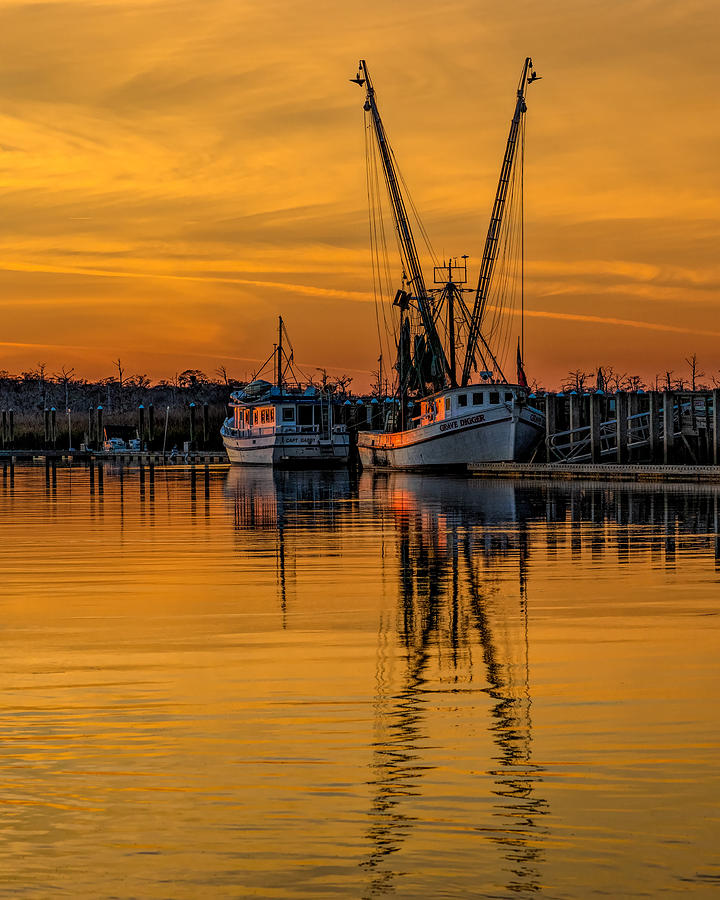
{"left": 415, "top": 386, "right": 522, "bottom": 428}
{"left": 231, "top": 398, "right": 332, "bottom": 436}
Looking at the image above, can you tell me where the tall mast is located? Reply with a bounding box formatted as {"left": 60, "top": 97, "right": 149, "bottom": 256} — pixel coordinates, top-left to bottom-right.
{"left": 448, "top": 259, "right": 456, "bottom": 388}
{"left": 461, "top": 58, "right": 539, "bottom": 386}
{"left": 276, "top": 315, "right": 283, "bottom": 389}
{"left": 354, "top": 60, "right": 450, "bottom": 394}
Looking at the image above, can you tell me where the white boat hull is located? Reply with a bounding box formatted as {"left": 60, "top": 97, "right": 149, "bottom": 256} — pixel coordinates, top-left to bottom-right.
{"left": 223, "top": 431, "right": 350, "bottom": 467}
{"left": 358, "top": 403, "right": 543, "bottom": 470}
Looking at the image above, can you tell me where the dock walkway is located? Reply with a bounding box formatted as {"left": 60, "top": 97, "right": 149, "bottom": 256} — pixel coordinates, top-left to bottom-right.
{"left": 0, "top": 450, "right": 229, "bottom": 465}
{"left": 468, "top": 462, "right": 720, "bottom": 482}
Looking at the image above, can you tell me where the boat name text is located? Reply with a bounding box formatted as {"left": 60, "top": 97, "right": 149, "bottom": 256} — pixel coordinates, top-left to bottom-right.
{"left": 439, "top": 413, "right": 486, "bottom": 433}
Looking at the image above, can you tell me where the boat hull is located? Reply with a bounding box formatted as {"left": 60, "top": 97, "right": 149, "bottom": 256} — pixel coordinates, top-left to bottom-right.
{"left": 357, "top": 405, "right": 543, "bottom": 470}
{"left": 223, "top": 431, "right": 351, "bottom": 467}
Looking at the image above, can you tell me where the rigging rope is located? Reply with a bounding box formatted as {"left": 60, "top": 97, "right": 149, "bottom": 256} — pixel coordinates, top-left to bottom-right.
{"left": 479, "top": 114, "right": 525, "bottom": 380}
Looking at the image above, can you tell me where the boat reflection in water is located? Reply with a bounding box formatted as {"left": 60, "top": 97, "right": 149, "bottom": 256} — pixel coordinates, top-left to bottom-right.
{"left": 226, "top": 467, "right": 549, "bottom": 895}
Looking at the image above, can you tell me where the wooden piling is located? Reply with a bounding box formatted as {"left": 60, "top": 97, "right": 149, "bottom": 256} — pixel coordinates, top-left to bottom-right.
{"left": 628, "top": 392, "right": 639, "bottom": 462}
{"left": 648, "top": 392, "right": 660, "bottom": 463}
{"left": 148, "top": 403, "right": 155, "bottom": 451}
{"left": 615, "top": 392, "right": 628, "bottom": 464}
{"left": 544, "top": 393, "right": 557, "bottom": 460}
{"left": 662, "top": 392, "right": 675, "bottom": 464}
{"left": 96, "top": 406, "right": 104, "bottom": 449}
{"left": 189, "top": 402, "right": 196, "bottom": 450}
{"left": 589, "top": 393, "right": 602, "bottom": 463}
{"left": 8, "top": 410, "right": 14, "bottom": 450}
{"left": 203, "top": 402, "right": 209, "bottom": 448}
{"left": 138, "top": 405, "right": 145, "bottom": 450}
{"left": 44, "top": 408, "right": 50, "bottom": 448}
{"left": 568, "top": 393, "right": 580, "bottom": 452}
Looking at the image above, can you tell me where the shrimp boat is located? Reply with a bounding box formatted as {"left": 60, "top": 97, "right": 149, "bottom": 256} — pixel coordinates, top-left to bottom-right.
{"left": 351, "top": 59, "right": 545, "bottom": 470}
{"left": 221, "top": 317, "right": 350, "bottom": 467}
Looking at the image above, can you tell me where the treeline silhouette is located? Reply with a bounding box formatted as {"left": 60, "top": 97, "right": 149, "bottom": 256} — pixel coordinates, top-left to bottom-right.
{"left": 0, "top": 364, "right": 241, "bottom": 450}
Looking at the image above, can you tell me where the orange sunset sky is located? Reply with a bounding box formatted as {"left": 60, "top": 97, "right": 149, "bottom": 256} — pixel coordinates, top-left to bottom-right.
{"left": 0, "top": 0, "right": 718, "bottom": 390}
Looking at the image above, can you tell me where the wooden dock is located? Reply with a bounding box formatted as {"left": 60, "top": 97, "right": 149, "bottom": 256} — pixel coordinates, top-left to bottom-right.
{"left": 536, "top": 388, "right": 720, "bottom": 465}
{"left": 0, "top": 450, "right": 229, "bottom": 465}
{"left": 468, "top": 462, "right": 720, "bottom": 482}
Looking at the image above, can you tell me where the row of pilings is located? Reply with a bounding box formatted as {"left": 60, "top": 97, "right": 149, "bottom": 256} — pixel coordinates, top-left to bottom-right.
{"left": 0, "top": 402, "right": 215, "bottom": 452}
{"left": 534, "top": 389, "right": 720, "bottom": 465}
{"left": 0, "top": 398, "right": 392, "bottom": 452}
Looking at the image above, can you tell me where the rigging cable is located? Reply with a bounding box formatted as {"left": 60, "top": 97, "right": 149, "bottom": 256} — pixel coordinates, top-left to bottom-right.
{"left": 365, "top": 113, "right": 398, "bottom": 383}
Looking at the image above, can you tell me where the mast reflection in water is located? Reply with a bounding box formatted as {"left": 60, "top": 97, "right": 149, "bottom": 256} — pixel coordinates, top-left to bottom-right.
{"left": 360, "top": 475, "right": 548, "bottom": 896}
{"left": 229, "top": 473, "right": 547, "bottom": 894}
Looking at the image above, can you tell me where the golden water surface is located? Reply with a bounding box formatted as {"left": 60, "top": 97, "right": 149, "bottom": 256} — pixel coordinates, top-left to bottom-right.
{"left": 0, "top": 464, "right": 718, "bottom": 898}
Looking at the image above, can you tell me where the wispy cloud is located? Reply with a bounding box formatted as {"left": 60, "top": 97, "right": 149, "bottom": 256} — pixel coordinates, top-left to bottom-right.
{"left": 0, "top": 0, "right": 717, "bottom": 384}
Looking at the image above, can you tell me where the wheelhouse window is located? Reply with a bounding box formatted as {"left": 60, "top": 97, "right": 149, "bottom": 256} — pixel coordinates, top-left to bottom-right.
{"left": 282, "top": 407, "right": 295, "bottom": 422}
{"left": 472, "top": 392, "right": 483, "bottom": 405}
{"left": 457, "top": 394, "right": 468, "bottom": 408}
{"left": 489, "top": 391, "right": 500, "bottom": 404}
{"left": 504, "top": 392, "right": 513, "bottom": 403}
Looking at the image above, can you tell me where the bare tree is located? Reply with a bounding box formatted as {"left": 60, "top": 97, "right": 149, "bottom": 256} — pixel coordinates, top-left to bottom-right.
{"left": 561, "top": 369, "right": 590, "bottom": 393}
{"left": 113, "top": 358, "right": 125, "bottom": 410}
{"left": 685, "top": 353, "right": 704, "bottom": 391}
{"left": 178, "top": 369, "right": 207, "bottom": 389}
{"left": 37, "top": 361, "right": 47, "bottom": 408}
{"left": 605, "top": 368, "right": 628, "bottom": 393}
{"left": 215, "top": 365, "right": 230, "bottom": 386}
{"left": 54, "top": 366, "right": 75, "bottom": 410}
{"left": 114, "top": 358, "right": 124, "bottom": 390}
{"left": 332, "top": 374, "right": 353, "bottom": 398}
{"left": 625, "top": 375, "right": 646, "bottom": 391}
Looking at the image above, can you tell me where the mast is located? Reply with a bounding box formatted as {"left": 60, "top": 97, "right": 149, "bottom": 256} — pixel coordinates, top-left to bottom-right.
{"left": 433, "top": 256, "right": 469, "bottom": 389}
{"left": 447, "top": 259, "right": 457, "bottom": 387}
{"left": 276, "top": 315, "right": 283, "bottom": 390}
{"left": 461, "top": 58, "right": 539, "bottom": 386}
{"left": 354, "top": 60, "right": 450, "bottom": 394}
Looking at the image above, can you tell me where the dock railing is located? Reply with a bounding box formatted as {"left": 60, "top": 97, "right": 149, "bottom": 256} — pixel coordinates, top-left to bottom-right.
{"left": 541, "top": 389, "right": 719, "bottom": 466}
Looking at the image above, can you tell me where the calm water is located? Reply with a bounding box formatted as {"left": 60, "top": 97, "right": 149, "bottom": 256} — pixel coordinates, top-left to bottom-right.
{"left": 0, "top": 463, "right": 718, "bottom": 898}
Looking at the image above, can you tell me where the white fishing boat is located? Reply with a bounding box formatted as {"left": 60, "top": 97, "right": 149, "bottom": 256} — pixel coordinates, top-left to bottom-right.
{"left": 359, "top": 384, "right": 543, "bottom": 469}
{"left": 351, "top": 58, "right": 545, "bottom": 470}
{"left": 221, "top": 318, "right": 350, "bottom": 467}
